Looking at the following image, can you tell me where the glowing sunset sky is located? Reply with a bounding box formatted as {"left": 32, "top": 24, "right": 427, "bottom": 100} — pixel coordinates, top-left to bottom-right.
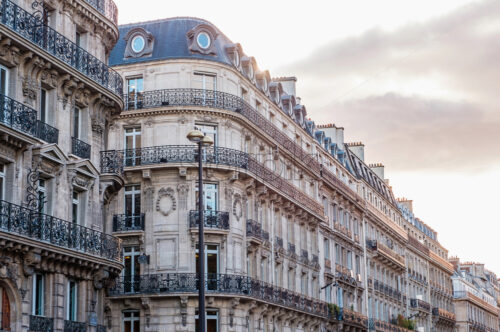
{"left": 115, "top": 0, "right": 500, "bottom": 273}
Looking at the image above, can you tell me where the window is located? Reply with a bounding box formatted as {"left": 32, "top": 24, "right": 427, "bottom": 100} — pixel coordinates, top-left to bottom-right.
{"left": 123, "top": 311, "right": 140, "bottom": 332}
{"left": 324, "top": 238, "right": 330, "bottom": 260}
{"left": 0, "top": 65, "right": 8, "bottom": 97}
{"left": 196, "top": 32, "right": 211, "bottom": 49}
{"left": 72, "top": 191, "right": 84, "bottom": 225}
{"left": 325, "top": 284, "right": 332, "bottom": 303}
{"left": 75, "top": 31, "right": 81, "bottom": 47}
{"left": 67, "top": 281, "right": 77, "bottom": 321}
{"left": 73, "top": 107, "right": 81, "bottom": 139}
{"left": 288, "top": 269, "right": 295, "bottom": 290}
{"left": 195, "top": 244, "right": 219, "bottom": 290}
{"left": 124, "top": 185, "right": 141, "bottom": 229}
{"left": 131, "top": 35, "right": 145, "bottom": 53}
{"left": 195, "top": 183, "right": 218, "bottom": 212}
{"left": 32, "top": 274, "right": 44, "bottom": 316}
{"left": 37, "top": 179, "right": 47, "bottom": 214}
{"left": 193, "top": 73, "right": 216, "bottom": 105}
{"left": 126, "top": 77, "right": 144, "bottom": 110}
{"left": 40, "top": 89, "right": 48, "bottom": 123}
{"left": 123, "top": 246, "right": 140, "bottom": 293}
{"left": 195, "top": 308, "right": 218, "bottom": 332}
{"left": 124, "top": 128, "right": 142, "bottom": 166}
{"left": 335, "top": 244, "right": 340, "bottom": 264}
{"left": 0, "top": 164, "right": 5, "bottom": 201}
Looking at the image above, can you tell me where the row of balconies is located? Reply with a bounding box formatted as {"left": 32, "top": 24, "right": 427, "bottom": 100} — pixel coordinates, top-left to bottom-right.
{"left": 334, "top": 263, "right": 361, "bottom": 287}
{"left": 431, "top": 307, "right": 456, "bottom": 321}
{"left": 370, "top": 278, "right": 402, "bottom": 301}
{"left": 332, "top": 221, "right": 361, "bottom": 245}
{"left": 407, "top": 270, "right": 428, "bottom": 285}
{"left": 429, "top": 280, "right": 453, "bottom": 297}
{"left": 109, "top": 273, "right": 329, "bottom": 318}
{"left": 29, "top": 315, "right": 106, "bottom": 332}
{"left": 0, "top": 0, "right": 122, "bottom": 96}
{"left": 368, "top": 318, "right": 414, "bottom": 332}
{"left": 366, "top": 239, "right": 405, "bottom": 269}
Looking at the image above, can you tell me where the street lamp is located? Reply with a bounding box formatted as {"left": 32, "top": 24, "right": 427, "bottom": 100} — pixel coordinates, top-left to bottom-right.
{"left": 187, "top": 129, "right": 213, "bottom": 332}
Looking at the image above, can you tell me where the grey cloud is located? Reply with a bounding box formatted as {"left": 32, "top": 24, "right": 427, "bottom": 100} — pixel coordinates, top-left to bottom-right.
{"left": 277, "top": 0, "right": 500, "bottom": 171}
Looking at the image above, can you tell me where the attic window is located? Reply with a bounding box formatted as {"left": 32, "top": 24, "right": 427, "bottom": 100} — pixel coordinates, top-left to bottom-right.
{"left": 131, "top": 35, "right": 145, "bottom": 53}
{"left": 197, "top": 32, "right": 211, "bottom": 49}
{"left": 124, "top": 27, "right": 154, "bottom": 59}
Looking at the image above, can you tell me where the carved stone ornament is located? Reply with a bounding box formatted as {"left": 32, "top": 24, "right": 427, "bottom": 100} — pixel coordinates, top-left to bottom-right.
{"left": 93, "top": 268, "right": 110, "bottom": 290}
{"left": 186, "top": 24, "right": 219, "bottom": 56}
{"left": 156, "top": 187, "right": 176, "bottom": 216}
{"left": 23, "top": 250, "right": 41, "bottom": 277}
{"left": 233, "top": 194, "right": 243, "bottom": 221}
{"left": 22, "top": 78, "right": 38, "bottom": 102}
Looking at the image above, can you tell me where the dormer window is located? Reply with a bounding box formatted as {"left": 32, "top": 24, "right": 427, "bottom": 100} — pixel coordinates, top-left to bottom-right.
{"left": 131, "top": 35, "right": 145, "bottom": 53}
{"left": 197, "top": 32, "right": 211, "bottom": 49}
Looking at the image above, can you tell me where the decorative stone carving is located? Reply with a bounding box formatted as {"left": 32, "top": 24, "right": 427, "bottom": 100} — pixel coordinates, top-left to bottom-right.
{"left": 156, "top": 187, "right": 176, "bottom": 216}
{"left": 124, "top": 27, "right": 155, "bottom": 58}
{"left": 233, "top": 194, "right": 243, "bottom": 221}
{"left": 93, "top": 268, "right": 109, "bottom": 289}
{"left": 40, "top": 68, "right": 58, "bottom": 89}
{"left": 180, "top": 296, "right": 188, "bottom": 326}
{"left": 22, "top": 78, "right": 38, "bottom": 102}
{"left": 23, "top": 250, "right": 41, "bottom": 276}
{"left": 144, "top": 186, "right": 154, "bottom": 212}
{"left": 186, "top": 24, "right": 219, "bottom": 56}
{"left": 91, "top": 117, "right": 104, "bottom": 134}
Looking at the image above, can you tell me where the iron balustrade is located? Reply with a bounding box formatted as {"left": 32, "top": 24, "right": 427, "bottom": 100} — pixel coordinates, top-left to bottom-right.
{"left": 72, "top": 137, "right": 91, "bottom": 159}
{"left": 97, "top": 325, "right": 107, "bottom": 332}
{"left": 29, "top": 315, "right": 54, "bottom": 332}
{"left": 0, "top": 199, "right": 121, "bottom": 262}
{"left": 99, "top": 145, "right": 325, "bottom": 217}
{"left": 109, "top": 273, "right": 329, "bottom": 318}
{"left": 0, "top": 93, "right": 59, "bottom": 143}
{"left": 288, "top": 242, "right": 296, "bottom": 254}
{"left": 113, "top": 214, "right": 145, "bottom": 232}
{"left": 123, "top": 88, "right": 320, "bottom": 173}
{"left": 36, "top": 120, "right": 59, "bottom": 143}
{"left": 261, "top": 230, "right": 270, "bottom": 241}
{"left": 300, "top": 249, "right": 309, "bottom": 264}
{"left": 64, "top": 320, "right": 86, "bottom": 332}
{"left": 0, "top": 0, "right": 123, "bottom": 96}
{"left": 82, "top": 0, "right": 118, "bottom": 25}
{"left": 189, "top": 210, "right": 229, "bottom": 230}
{"left": 246, "top": 219, "right": 262, "bottom": 239}
{"left": 410, "top": 298, "right": 431, "bottom": 311}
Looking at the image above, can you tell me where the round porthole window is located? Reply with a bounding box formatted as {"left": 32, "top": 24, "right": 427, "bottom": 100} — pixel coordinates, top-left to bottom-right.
{"left": 196, "top": 32, "right": 211, "bottom": 49}
{"left": 131, "top": 35, "right": 145, "bottom": 53}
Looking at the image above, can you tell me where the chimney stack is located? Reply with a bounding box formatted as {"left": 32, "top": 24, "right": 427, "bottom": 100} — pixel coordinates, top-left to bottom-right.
{"left": 397, "top": 197, "right": 413, "bottom": 213}
{"left": 273, "top": 76, "right": 297, "bottom": 98}
{"left": 369, "top": 163, "right": 385, "bottom": 180}
{"left": 317, "top": 123, "right": 344, "bottom": 148}
{"left": 346, "top": 142, "right": 365, "bottom": 161}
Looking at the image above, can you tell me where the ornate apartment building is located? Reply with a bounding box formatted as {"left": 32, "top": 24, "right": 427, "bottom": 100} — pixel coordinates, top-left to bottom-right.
{"left": 1, "top": 2, "right": 499, "bottom": 332}
{"left": 0, "top": 0, "right": 123, "bottom": 331}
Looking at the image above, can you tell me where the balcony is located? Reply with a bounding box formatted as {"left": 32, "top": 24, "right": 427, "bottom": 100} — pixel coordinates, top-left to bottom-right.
{"left": 275, "top": 236, "right": 283, "bottom": 249}
{"left": 262, "top": 229, "right": 270, "bottom": 242}
{"left": 113, "top": 214, "right": 145, "bottom": 232}
{"left": 373, "top": 279, "right": 401, "bottom": 301}
{"left": 366, "top": 239, "right": 405, "bottom": 271}
{"left": 29, "top": 315, "right": 54, "bottom": 332}
{"left": 72, "top": 137, "right": 91, "bottom": 159}
{"left": 64, "top": 320, "right": 86, "bottom": 332}
{"left": 432, "top": 307, "right": 456, "bottom": 322}
{"left": 410, "top": 298, "right": 431, "bottom": 312}
{"left": 342, "top": 308, "right": 368, "bottom": 328}
{"left": 0, "top": 93, "right": 58, "bottom": 143}
{"left": 0, "top": 199, "right": 121, "bottom": 263}
{"left": 0, "top": 0, "right": 123, "bottom": 96}
{"left": 408, "top": 235, "right": 430, "bottom": 256}
{"left": 246, "top": 219, "right": 262, "bottom": 243}
{"left": 100, "top": 145, "right": 324, "bottom": 218}
{"left": 300, "top": 249, "right": 309, "bottom": 264}
{"left": 368, "top": 318, "right": 414, "bottom": 332}
{"left": 189, "top": 210, "right": 229, "bottom": 230}
{"left": 453, "top": 291, "right": 499, "bottom": 314}
{"left": 109, "top": 273, "right": 329, "bottom": 318}
{"left": 82, "top": 0, "right": 118, "bottom": 25}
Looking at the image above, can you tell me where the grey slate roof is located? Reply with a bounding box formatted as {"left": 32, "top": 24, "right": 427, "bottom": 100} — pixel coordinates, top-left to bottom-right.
{"left": 109, "top": 17, "right": 235, "bottom": 67}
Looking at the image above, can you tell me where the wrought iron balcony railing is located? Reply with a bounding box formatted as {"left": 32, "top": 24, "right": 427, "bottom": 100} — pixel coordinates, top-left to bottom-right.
{"left": 113, "top": 214, "right": 145, "bottom": 232}
{"left": 72, "top": 137, "right": 91, "bottom": 159}
{"left": 100, "top": 145, "right": 325, "bottom": 217}
{"left": 275, "top": 236, "right": 283, "bottom": 249}
{"left": 29, "top": 315, "right": 54, "bottom": 332}
{"left": 262, "top": 229, "right": 270, "bottom": 241}
{"left": 96, "top": 325, "right": 107, "bottom": 332}
{"left": 288, "top": 242, "right": 296, "bottom": 254}
{"left": 410, "top": 298, "right": 431, "bottom": 311}
{"left": 0, "top": 93, "right": 59, "bottom": 143}
{"left": 82, "top": 0, "right": 118, "bottom": 25}
{"left": 0, "top": 199, "right": 121, "bottom": 262}
{"left": 109, "top": 273, "right": 329, "bottom": 318}
{"left": 64, "top": 320, "right": 86, "bottom": 332}
{"left": 189, "top": 210, "right": 229, "bottom": 230}
{"left": 0, "top": 0, "right": 123, "bottom": 96}
{"left": 246, "top": 219, "right": 262, "bottom": 240}
{"left": 432, "top": 307, "right": 456, "bottom": 321}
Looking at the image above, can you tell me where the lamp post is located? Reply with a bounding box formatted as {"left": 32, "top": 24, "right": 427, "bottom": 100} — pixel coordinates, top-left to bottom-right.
{"left": 187, "top": 129, "right": 213, "bottom": 332}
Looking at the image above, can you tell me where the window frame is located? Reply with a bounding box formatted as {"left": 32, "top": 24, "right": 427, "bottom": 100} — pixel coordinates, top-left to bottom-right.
{"left": 32, "top": 274, "right": 44, "bottom": 316}
{"left": 67, "top": 280, "right": 78, "bottom": 321}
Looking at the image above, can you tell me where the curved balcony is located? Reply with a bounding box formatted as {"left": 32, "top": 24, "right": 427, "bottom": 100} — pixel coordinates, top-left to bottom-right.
{"left": 113, "top": 214, "right": 145, "bottom": 232}
{"left": 82, "top": 0, "right": 118, "bottom": 25}
{"left": 100, "top": 145, "right": 324, "bottom": 218}
{"left": 0, "top": 199, "right": 121, "bottom": 263}
{"left": 109, "top": 273, "right": 329, "bottom": 318}
{"left": 0, "top": 93, "right": 58, "bottom": 143}
{"left": 189, "top": 210, "right": 229, "bottom": 230}
{"left": 246, "top": 219, "right": 262, "bottom": 242}
{"left": 0, "top": 0, "right": 123, "bottom": 97}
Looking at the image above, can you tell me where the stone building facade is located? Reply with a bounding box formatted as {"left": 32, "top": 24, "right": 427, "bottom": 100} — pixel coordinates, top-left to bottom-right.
{"left": 0, "top": 0, "right": 123, "bottom": 331}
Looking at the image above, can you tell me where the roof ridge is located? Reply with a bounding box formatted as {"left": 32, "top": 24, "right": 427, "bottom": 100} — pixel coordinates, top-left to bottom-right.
{"left": 119, "top": 16, "right": 215, "bottom": 28}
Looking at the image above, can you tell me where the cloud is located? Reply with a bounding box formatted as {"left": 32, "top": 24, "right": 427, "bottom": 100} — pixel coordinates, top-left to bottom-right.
{"left": 278, "top": 0, "right": 500, "bottom": 171}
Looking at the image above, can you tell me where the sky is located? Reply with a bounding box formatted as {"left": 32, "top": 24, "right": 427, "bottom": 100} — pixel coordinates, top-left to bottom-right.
{"left": 115, "top": 0, "right": 500, "bottom": 273}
